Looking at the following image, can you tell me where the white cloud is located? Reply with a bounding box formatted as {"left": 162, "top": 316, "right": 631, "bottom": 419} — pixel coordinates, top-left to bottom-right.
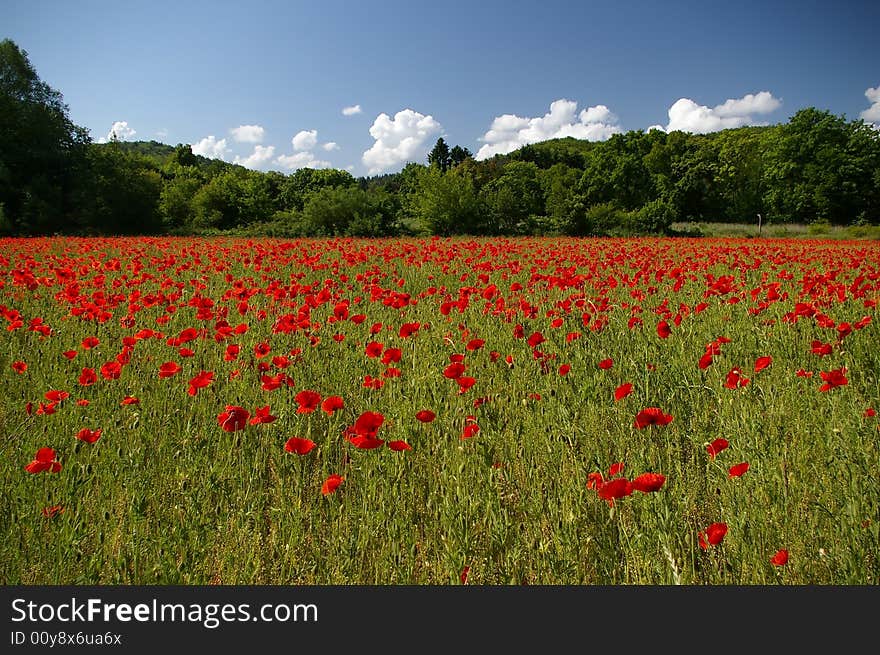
{"left": 645, "top": 124, "right": 665, "bottom": 133}
{"left": 191, "top": 135, "right": 230, "bottom": 160}
{"left": 322, "top": 142, "right": 339, "bottom": 151}
{"left": 860, "top": 86, "right": 880, "bottom": 128}
{"left": 98, "top": 120, "right": 137, "bottom": 143}
{"left": 361, "top": 108, "right": 443, "bottom": 174}
{"left": 665, "top": 91, "right": 781, "bottom": 134}
{"left": 230, "top": 124, "right": 265, "bottom": 143}
{"left": 342, "top": 104, "right": 362, "bottom": 116}
{"left": 475, "top": 99, "right": 621, "bottom": 160}
{"left": 233, "top": 145, "right": 276, "bottom": 170}
{"left": 275, "top": 151, "right": 331, "bottom": 171}
{"left": 292, "top": 129, "right": 318, "bottom": 151}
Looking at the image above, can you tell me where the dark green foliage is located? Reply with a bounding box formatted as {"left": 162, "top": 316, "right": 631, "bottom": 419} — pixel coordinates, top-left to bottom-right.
{"left": 2, "top": 37, "right": 878, "bottom": 237}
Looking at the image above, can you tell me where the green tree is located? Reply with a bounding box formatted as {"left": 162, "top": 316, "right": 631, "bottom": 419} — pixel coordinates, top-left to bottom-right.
{"left": 449, "top": 145, "right": 473, "bottom": 168}
{"left": 0, "top": 38, "right": 90, "bottom": 233}
{"left": 407, "top": 165, "right": 484, "bottom": 235}
{"left": 481, "top": 161, "right": 544, "bottom": 234}
{"left": 301, "top": 186, "right": 400, "bottom": 236}
{"left": 427, "top": 137, "right": 451, "bottom": 172}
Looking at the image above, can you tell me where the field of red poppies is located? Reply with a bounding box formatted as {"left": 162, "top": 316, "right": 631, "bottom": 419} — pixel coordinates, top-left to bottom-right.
{"left": 1, "top": 236, "right": 877, "bottom": 584}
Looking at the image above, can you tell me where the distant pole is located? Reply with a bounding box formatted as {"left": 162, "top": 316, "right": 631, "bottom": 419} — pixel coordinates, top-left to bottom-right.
{"left": 757, "top": 213, "right": 762, "bottom": 236}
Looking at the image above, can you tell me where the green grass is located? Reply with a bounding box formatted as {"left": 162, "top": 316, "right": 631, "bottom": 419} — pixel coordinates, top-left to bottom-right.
{"left": 1, "top": 236, "right": 878, "bottom": 585}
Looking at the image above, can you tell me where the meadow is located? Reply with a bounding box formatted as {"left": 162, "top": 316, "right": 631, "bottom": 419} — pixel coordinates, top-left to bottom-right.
{"left": 1, "top": 236, "right": 877, "bottom": 585}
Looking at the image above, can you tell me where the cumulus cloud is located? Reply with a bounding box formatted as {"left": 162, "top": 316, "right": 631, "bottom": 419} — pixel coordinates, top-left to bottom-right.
{"left": 234, "top": 145, "right": 276, "bottom": 170}
{"left": 665, "top": 91, "right": 781, "bottom": 134}
{"left": 292, "top": 129, "right": 318, "bottom": 151}
{"left": 860, "top": 86, "right": 880, "bottom": 128}
{"left": 191, "top": 135, "right": 230, "bottom": 160}
{"left": 361, "top": 109, "right": 443, "bottom": 174}
{"left": 230, "top": 124, "right": 265, "bottom": 143}
{"left": 97, "top": 120, "right": 137, "bottom": 143}
{"left": 475, "top": 99, "right": 622, "bottom": 160}
{"left": 342, "top": 104, "right": 362, "bottom": 116}
{"left": 322, "top": 142, "right": 339, "bottom": 151}
{"left": 275, "top": 151, "right": 331, "bottom": 170}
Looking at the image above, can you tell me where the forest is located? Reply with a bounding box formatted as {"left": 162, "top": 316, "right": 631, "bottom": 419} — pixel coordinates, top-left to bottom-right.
{"left": 2, "top": 38, "right": 879, "bottom": 238}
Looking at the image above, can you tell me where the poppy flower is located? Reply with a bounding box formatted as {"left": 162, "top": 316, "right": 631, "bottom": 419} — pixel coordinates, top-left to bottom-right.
{"left": 754, "top": 356, "right": 772, "bottom": 372}
{"left": 597, "top": 478, "right": 633, "bottom": 506}
{"left": 796, "top": 369, "right": 814, "bottom": 378}
{"left": 224, "top": 344, "right": 240, "bottom": 361}
{"left": 770, "top": 549, "right": 789, "bottom": 566}
{"left": 387, "top": 440, "right": 412, "bottom": 451}
{"left": 81, "top": 336, "right": 100, "bottom": 349}
{"left": 698, "top": 353, "right": 715, "bottom": 370}
{"left": 631, "top": 472, "right": 666, "bottom": 493}
{"left": 100, "top": 361, "right": 122, "bottom": 380}
{"left": 36, "top": 401, "right": 57, "bottom": 415}
{"left": 706, "top": 438, "right": 729, "bottom": 458}
{"left": 399, "top": 322, "right": 420, "bottom": 338}
{"left": 12, "top": 361, "right": 27, "bottom": 374}
{"left": 321, "top": 395, "right": 344, "bottom": 415}
{"left": 586, "top": 472, "right": 604, "bottom": 490}
{"left": 461, "top": 424, "right": 480, "bottom": 439}
{"left": 295, "top": 390, "right": 322, "bottom": 413}
{"left": 699, "top": 522, "right": 728, "bottom": 549}
{"left": 811, "top": 340, "right": 833, "bottom": 356}
{"left": 120, "top": 396, "right": 139, "bottom": 405}
{"left": 466, "top": 338, "right": 485, "bottom": 351}
{"left": 634, "top": 407, "right": 673, "bottom": 429}
{"left": 381, "top": 347, "right": 402, "bottom": 364}
{"left": 608, "top": 462, "right": 625, "bottom": 477}
{"left": 62, "top": 350, "right": 77, "bottom": 360}
{"left": 415, "top": 409, "right": 436, "bottom": 423}
{"left": 558, "top": 364, "right": 571, "bottom": 376}
{"left": 614, "top": 383, "right": 633, "bottom": 401}
{"left": 76, "top": 428, "right": 102, "bottom": 443}
{"left": 818, "top": 368, "right": 848, "bottom": 392}
{"left": 254, "top": 342, "right": 271, "bottom": 358}
{"left": 728, "top": 462, "right": 750, "bottom": 478}
{"left": 158, "top": 361, "right": 182, "bottom": 378}
{"left": 460, "top": 566, "right": 470, "bottom": 584}
{"left": 187, "top": 370, "right": 214, "bottom": 396}
{"left": 284, "top": 437, "right": 316, "bottom": 455}
{"left": 598, "top": 358, "right": 613, "bottom": 370}
{"left": 457, "top": 376, "right": 476, "bottom": 393}
{"left": 25, "top": 447, "right": 62, "bottom": 474}
{"left": 443, "top": 362, "right": 466, "bottom": 379}
{"left": 364, "top": 341, "right": 384, "bottom": 358}
{"left": 41, "top": 505, "right": 64, "bottom": 518}
{"left": 656, "top": 320, "right": 671, "bottom": 339}
{"left": 249, "top": 405, "right": 277, "bottom": 425}
{"left": 44, "top": 390, "right": 69, "bottom": 402}
{"left": 78, "top": 367, "right": 98, "bottom": 386}
{"left": 724, "top": 368, "right": 749, "bottom": 389}
{"left": 526, "top": 331, "right": 545, "bottom": 348}
{"left": 321, "top": 474, "right": 344, "bottom": 495}
{"left": 864, "top": 408, "right": 877, "bottom": 418}
{"left": 217, "top": 405, "right": 250, "bottom": 432}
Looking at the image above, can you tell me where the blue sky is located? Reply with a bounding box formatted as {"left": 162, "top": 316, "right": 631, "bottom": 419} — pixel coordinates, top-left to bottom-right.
{"left": 6, "top": 0, "right": 878, "bottom": 176}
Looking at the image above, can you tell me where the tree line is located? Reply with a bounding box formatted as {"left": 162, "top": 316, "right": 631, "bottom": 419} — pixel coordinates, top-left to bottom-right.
{"left": 2, "top": 38, "right": 879, "bottom": 238}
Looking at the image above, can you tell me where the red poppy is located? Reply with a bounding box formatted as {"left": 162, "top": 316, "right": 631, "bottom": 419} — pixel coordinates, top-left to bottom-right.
{"left": 415, "top": 409, "right": 436, "bottom": 423}
{"left": 62, "top": 350, "right": 77, "bottom": 360}
{"left": 36, "top": 401, "right": 57, "bottom": 415}
{"left": 44, "top": 390, "right": 69, "bottom": 402}
{"left": 698, "top": 353, "right": 715, "bottom": 370}
{"left": 224, "top": 344, "right": 240, "bottom": 361}
{"left": 387, "top": 440, "right": 412, "bottom": 451}
{"left": 728, "top": 462, "right": 750, "bottom": 478}
{"left": 633, "top": 407, "right": 673, "bottom": 429}
{"left": 754, "top": 356, "right": 772, "bottom": 372}
{"left": 699, "top": 522, "right": 728, "bottom": 549}
{"left": 598, "top": 358, "right": 613, "bottom": 370}
{"left": 811, "top": 340, "right": 833, "bottom": 356}
{"left": 41, "top": 505, "right": 64, "bottom": 518}
{"left": 381, "top": 347, "right": 402, "bottom": 364}
{"left": 457, "top": 376, "right": 476, "bottom": 393}
{"left": 76, "top": 399, "right": 89, "bottom": 407}
{"left": 284, "top": 437, "right": 316, "bottom": 455}
{"left": 614, "top": 383, "right": 633, "bottom": 401}
{"left": 526, "top": 331, "right": 545, "bottom": 348}
{"left": 76, "top": 428, "right": 102, "bottom": 443}
{"left": 78, "top": 367, "right": 97, "bottom": 386}
{"left": 597, "top": 478, "right": 633, "bottom": 506}
{"left": 100, "top": 361, "right": 122, "bottom": 380}
{"left": 656, "top": 320, "right": 671, "bottom": 339}
{"left": 631, "top": 473, "right": 666, "bottom": 493}
{"left": 461, "top": 423, "right": 480, "bottom": 439}
{"left": 399, "top": 322, "right": 421, "bottom": 338}
{"left": 443, "top": 362, "right": 466, "bottom": 379}
{"left": 724, "top": 367, "right": 750, "bottom": 389}
{"left": 12, "top": 360, "right": 27, "bottom": 374}
{"left": 187, "top": 370, "right": 214, "bottom": 396}
{"left": 321, "top": 474, "right": 344, "bottom": 495}
{"left": 120, "top": 396, "right": 139, "bottom": 405}
{"left": 770, "top": 549, "right": 789, "bottom": 566}
{"left": 158, "top": 361, "right": 182, "bottom": 378}
{"left": 818, "top": 368, "right": 848, "bottom": 391}
{"left": 608, "top": 462, "right": 625, "bottom": 477}
{"left": 558, "top": 364, "right": 571, "bottom": 376}
{"left": 217, "top": 405, "right": 250, "bottom": 432}
{"left": 295, "top": 390, "right": 322, "bottom": 413}
{"left": 796, "top": 369, "right": 814, "bottom": 378}
{"left": 864, "top": 408, "right": 877, "bottom": 418}
{"left": 706, "top": 438, "right": 729, "bottom": 459}
{"left": 254, "top": 341, "right": 271, "bottom": 358}
{"left": 321, "top": 395, "right": 344, "bottom": 415}
{"left": 365, "top": 341, "right": 384, "bottom": 358}
{"left": 460, "top": 566, "right": 470, "bottom": 584}
{"left": 81, "top": 336, "right": 100, "bottom": 349}
{"left": 249, "top": 405, "right": 277, "bottom": 425}
{"left": 25, "top": 447, "right": 62, "bottom": 474}
{"left": 586, "top": 472, "right": 604, "bottom": 490}
{"left": 466, "top": 338, "right": 485, "bottom": 351}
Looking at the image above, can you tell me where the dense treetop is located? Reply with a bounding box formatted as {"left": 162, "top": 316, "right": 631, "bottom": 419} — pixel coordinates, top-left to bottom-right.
{"left": 1, "top": 38, "right": 878, "bottom": 237}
